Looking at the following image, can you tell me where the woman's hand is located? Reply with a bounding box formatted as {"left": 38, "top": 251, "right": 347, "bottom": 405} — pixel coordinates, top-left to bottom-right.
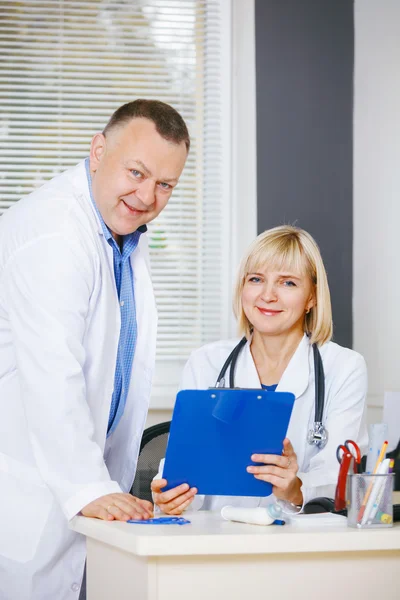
{"left": 246, "top": 438, "right": 303, "bottom": 505}
{"left": 151, "top": 479, "right": 197, "bottom": 515}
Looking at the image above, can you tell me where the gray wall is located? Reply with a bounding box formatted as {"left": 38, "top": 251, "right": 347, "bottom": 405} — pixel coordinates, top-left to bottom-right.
{"left": 255, "top": 0, "right": 354, "bottom": 347}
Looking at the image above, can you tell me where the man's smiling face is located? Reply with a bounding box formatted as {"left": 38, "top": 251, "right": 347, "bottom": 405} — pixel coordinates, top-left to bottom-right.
{"left": 89, "top": 117, "right": 188, "bottom": 239}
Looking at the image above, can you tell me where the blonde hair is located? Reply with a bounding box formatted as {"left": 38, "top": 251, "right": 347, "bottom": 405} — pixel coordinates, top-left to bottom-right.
{"left": 233, "top": 225, "right": 332, "bottom": 346}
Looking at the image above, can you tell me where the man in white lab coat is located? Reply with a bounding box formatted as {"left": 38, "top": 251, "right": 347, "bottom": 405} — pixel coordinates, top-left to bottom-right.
{"left": 0, "top": 99, "right": 189, "bottom": 599}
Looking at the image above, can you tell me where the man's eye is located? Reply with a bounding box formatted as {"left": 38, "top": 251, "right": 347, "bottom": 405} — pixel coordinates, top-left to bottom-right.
{"left": 158, "top": 182, "right": 171, "bottom": 190}
{"left": 131, "top": 169, "right": 142, "bottom": 178}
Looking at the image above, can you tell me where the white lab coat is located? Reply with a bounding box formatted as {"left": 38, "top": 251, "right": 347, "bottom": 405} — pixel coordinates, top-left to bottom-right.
{"left": 0, "top": 161, "right": 157, "bottom": 599}
{"left": 159, "top": 334, "right": 367, "bottom": 512}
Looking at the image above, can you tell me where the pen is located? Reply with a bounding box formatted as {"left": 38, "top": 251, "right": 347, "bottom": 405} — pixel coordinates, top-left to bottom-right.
{"left": 127, "top": 517, "right": 191, "bottom": 525}
{"left": 357, "top": 440, "right": 388, "bottom": 523}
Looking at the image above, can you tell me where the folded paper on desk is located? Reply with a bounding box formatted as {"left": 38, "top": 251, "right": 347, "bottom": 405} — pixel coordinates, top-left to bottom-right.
{"left": 286, "top": 513, "right": 347, "bottom": 528}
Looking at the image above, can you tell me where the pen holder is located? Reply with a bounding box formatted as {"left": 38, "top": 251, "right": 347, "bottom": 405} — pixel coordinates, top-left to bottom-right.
{"left": 347, "top": 473, "right": 394, "bottom": 528}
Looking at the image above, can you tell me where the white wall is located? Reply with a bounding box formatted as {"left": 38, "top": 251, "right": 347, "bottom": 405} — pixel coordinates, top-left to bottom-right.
{"left": 353, "top": 0, "right": 400, "bottom": 425}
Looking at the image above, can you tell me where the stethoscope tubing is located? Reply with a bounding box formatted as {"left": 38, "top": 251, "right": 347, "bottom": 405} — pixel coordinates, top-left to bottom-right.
{"left": 214, "top": 337, "right": 327, "bottom": 448}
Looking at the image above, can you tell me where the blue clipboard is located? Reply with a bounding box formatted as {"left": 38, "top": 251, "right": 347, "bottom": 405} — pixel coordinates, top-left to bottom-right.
{"left": 162, "top": 388, "right": 295, "bottom": 497}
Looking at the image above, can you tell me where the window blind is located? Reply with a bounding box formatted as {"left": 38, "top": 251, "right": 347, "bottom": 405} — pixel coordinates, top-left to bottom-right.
{"left": 0, "top": 0, "right": 231, "bottom": 398}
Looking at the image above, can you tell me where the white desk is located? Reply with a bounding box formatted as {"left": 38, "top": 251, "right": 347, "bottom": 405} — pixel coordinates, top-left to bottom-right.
{"left": 71, "top": 511, "right": 400, "bottom": 600}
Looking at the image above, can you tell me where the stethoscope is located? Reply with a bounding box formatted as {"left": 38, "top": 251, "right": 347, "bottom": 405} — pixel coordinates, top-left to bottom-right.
{"left": 214, "top": 336, "right": 328, "bottom": 449}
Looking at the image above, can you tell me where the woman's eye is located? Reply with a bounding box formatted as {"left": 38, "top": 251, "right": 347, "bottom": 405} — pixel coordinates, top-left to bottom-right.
{"left": 248, "top": 276, "right": 261, "bottom": 283}
{"left": 283, "top": 280, "right": 296, "bottom": 287}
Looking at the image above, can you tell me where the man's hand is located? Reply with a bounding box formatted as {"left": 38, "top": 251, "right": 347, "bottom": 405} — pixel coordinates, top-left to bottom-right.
{"left": 151, "top": 479, "right": 197, "bottom": 515}
{"left": 81, "top": 493, "right": 154, "bottom": 521}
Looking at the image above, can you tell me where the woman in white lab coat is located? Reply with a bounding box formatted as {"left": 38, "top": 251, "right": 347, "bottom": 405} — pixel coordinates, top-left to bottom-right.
{"left": 152, "top": 225, "right": 368, "bottom": 513}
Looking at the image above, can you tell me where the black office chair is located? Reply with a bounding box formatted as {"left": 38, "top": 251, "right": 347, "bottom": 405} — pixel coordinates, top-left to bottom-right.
{"left": 387, "top": 439, "right": 400, "bottom": 491}
{"left": 130, "top": 421, "right": 171, "bottom": 503}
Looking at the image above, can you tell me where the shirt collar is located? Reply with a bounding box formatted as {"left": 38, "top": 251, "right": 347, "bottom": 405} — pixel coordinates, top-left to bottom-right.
{"left": 84, "top": 158, "right": 147, "bottom": 243}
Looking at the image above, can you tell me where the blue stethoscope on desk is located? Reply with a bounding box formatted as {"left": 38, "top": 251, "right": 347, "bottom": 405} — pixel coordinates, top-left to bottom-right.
{"left": 214, "top": 336, "right": 328, "bottom": 449}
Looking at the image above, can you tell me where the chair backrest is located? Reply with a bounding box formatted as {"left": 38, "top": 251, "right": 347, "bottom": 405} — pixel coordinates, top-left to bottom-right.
{"left": 387, "top": 440, "right": 400, "bottom": 491}
{"left": 130, "top": 421, "right": 171, "bottom": 503}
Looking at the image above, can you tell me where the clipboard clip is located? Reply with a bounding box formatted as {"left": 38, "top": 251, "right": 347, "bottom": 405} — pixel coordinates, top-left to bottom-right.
{"left": 211, "top": 390, "right": 247, "bottom": 423}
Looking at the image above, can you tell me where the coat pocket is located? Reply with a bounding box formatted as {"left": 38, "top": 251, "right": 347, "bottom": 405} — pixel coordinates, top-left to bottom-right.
{"left": 0, "top": 453, "right": 53, "bottom": 563}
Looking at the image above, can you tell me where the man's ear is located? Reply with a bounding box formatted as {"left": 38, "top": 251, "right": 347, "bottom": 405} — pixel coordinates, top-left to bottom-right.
{"left": 89, "top": 133, "right": 106, "bottom": 172}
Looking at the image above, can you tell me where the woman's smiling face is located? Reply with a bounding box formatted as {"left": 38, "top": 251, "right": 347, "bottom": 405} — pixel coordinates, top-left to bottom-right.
{"left": 241, "top": 266, "right": 315, "bottom": 338}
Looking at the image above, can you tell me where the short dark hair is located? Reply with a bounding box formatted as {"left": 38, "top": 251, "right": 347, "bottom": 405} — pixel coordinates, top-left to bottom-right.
{"left": 103, "top": 99, "right": 190, "bottom": 152}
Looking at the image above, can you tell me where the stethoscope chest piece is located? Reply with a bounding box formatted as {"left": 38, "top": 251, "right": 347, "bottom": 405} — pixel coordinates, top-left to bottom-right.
{"left": 307, "top": 421, "right": 328, "bottom": 449}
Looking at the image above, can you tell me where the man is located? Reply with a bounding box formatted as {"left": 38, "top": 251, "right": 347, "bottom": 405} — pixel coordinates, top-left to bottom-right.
{"left": 0, "top": 99, "right": 189, "bottom": 599}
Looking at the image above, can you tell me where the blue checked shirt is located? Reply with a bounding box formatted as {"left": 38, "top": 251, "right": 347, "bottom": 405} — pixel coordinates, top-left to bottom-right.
{"left": 85, "top": 159, "right": 146, "bottom": 435}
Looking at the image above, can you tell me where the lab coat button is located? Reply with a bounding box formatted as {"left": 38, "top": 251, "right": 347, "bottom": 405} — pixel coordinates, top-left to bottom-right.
{"left": 71, "top": 583, "right": 80, "bottom": 593}
{"left": 120, "top": 300, "right": 124, "bottom": 307}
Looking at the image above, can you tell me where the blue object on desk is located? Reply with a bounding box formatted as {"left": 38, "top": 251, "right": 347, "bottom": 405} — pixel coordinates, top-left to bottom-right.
{"left": 162, "top": 388, "right": 295, "bottom": 497}
{"left": 127, "top": 517, "right": 191, "bottom": 525}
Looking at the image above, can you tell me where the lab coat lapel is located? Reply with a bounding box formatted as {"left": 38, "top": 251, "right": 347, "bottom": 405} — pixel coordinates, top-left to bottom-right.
{"left": 235, "top": 340, "right": 262, "bottom": 389}
{"left": 72, "top": 160, "right": 117, "bottom": 292}
{"left": 276, "top": 334, "right": 310, "bottom": 398}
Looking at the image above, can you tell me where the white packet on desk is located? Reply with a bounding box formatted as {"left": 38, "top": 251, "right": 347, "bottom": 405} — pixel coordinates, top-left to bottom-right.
{"left": 285, "top": 513, "right": 347, "bottom": 528}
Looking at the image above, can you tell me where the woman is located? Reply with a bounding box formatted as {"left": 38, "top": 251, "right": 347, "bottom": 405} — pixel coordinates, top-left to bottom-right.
{"left": 152, "top": 225, "right": 368, "bottom": 514}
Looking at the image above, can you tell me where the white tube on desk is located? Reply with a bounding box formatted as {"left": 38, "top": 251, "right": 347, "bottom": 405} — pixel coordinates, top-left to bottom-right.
{"left": 220, "top": 505, "right": 281, "bottom": 526}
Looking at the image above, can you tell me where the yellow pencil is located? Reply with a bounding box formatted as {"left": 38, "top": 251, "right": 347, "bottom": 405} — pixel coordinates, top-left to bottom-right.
{"left": 357, "top": 440, "right": 388, "bottom": 522}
